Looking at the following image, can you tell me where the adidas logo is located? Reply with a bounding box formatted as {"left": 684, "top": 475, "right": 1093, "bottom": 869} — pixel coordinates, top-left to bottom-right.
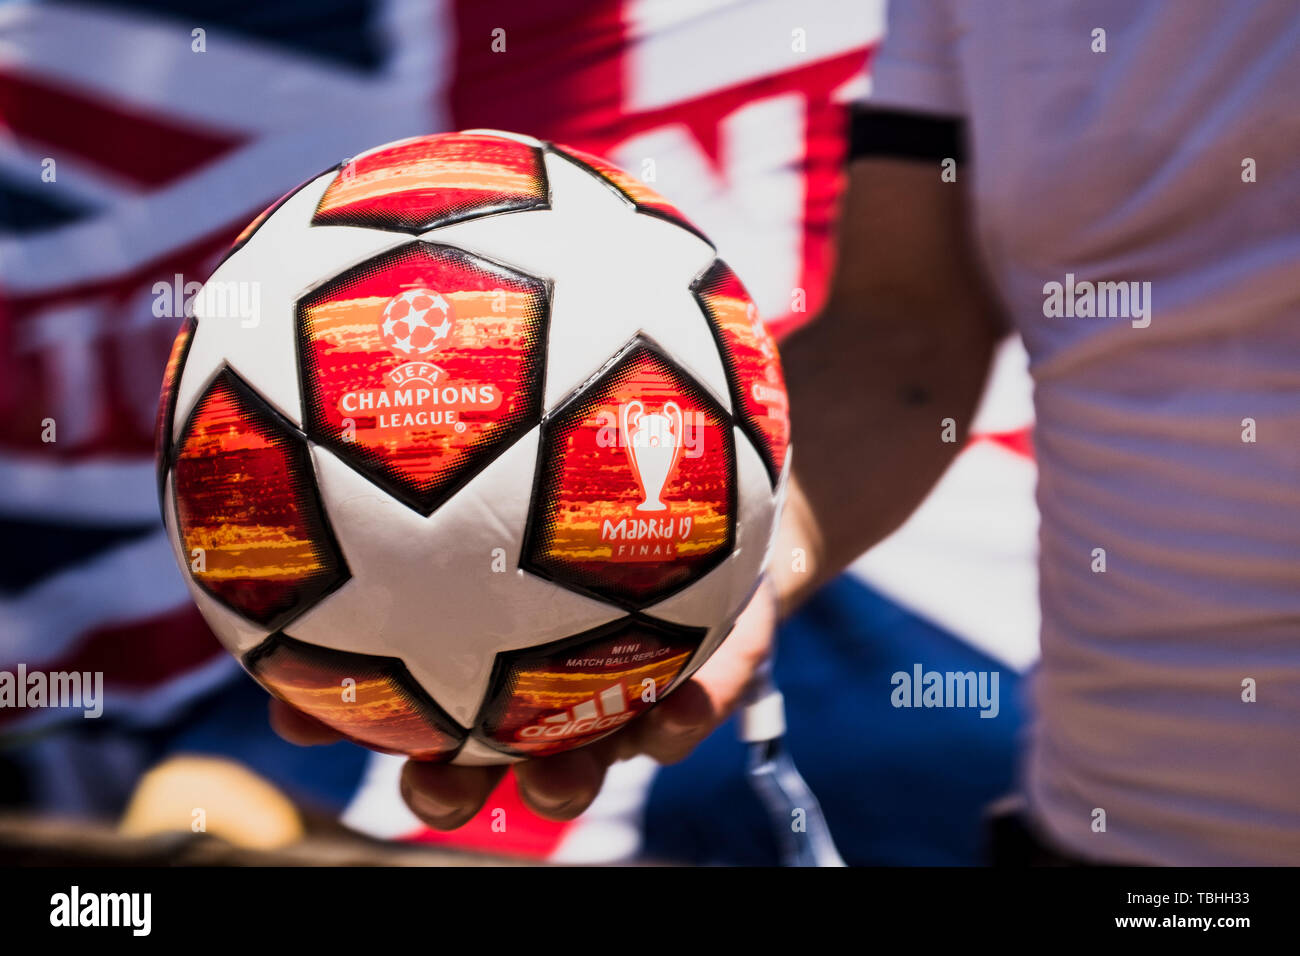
{"left": 518, "top": 683, "right": 634, "bottom": 739}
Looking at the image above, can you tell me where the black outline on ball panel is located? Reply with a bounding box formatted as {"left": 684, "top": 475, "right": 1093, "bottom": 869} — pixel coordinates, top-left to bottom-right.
{"left": 294, "top": 240, "right": 551, "bottom": 517}
{"left": 542, "top": 143, "right": 716, "bottom": 249}
{"left": 690, "top": 258, "right": 785, "bottom": 489}
{"left": 542, "top": 144, "right": 637, "bottom": 211}
{"left": 518, "top": 334, "right": 739, "bottom": 612}
{"left": 516, "top": 335, "right": 646, "bottom": 608}
{"left": 172, "top": 364, "right": 352, "bottom": 633}
{"left": 471, "top": 613, "right": 709, "bottom": 758}
{"left": 534, "top": 276, "right": 556, "bottom": 441}
{"left": 244, "top": 631, "right": 468, "bottom": 760}
{"left": 154, "top": 313, "right": 198, "bottom": 516}
{"left": 309, "top": 140, "right": 552, "bottom": 235}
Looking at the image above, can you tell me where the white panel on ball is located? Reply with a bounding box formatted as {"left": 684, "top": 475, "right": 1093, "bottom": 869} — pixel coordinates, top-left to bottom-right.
{"left": 288, "top": 428, "right": 627, "bottom": 728}
{"left": 455, "top": 737, "right": 525, "bottom": 767}
{"left": 420, "top": 149, "right": 729, "bottom": 415}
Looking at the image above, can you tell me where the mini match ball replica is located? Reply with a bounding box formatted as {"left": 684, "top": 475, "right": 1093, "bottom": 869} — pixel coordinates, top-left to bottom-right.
{"left": 155, "top": 131, "right": 790, "bottom": 764}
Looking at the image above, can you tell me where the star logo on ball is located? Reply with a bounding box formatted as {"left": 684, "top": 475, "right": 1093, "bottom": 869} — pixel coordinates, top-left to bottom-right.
{"left": 378, "top": 288, "right": 455, "bottom": 357}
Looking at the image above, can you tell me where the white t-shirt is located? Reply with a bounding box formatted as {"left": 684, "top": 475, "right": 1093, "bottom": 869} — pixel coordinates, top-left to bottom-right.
{"left": 866, "top": 0, "right": 1300, "bottom": 865}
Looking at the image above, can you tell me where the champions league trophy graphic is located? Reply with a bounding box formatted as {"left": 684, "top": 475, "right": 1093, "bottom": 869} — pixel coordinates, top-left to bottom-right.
{"left": 620, "top": 400, "right": 684, "bottom": 512}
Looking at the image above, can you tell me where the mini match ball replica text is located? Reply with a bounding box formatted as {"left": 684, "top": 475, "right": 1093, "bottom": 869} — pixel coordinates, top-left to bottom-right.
{"left": 155, "top": 131, "right": 790, "bottom": 764}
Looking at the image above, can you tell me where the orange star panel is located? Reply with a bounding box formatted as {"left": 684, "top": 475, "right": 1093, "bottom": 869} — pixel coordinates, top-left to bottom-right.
{"left": 524, "top": 340, "right": 735, "bottom": 608}
{"left": 173, "top": 369, "right": 347, "bottom": 627}
{"left": 297, "top": 242, "right": 548, "bottom": 513}
{"left": 477, "top": 617, "right": 706, "bottom": 758}
{"left": 694, "top": 260, "right": 790, "bottom": 484}
{"left": 246, "top": 633, "right": 464, "bottom": 761}
{"left": 312, "top": 132, "right": 549, "bottom": 233}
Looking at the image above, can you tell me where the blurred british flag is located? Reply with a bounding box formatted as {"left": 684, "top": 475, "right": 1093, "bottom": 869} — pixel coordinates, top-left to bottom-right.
{"left": 0, "top": 0, "right": 1037, "bottom": 864}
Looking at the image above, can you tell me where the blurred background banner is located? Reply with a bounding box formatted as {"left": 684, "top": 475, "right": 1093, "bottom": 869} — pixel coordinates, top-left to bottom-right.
{"left": 0, "top": 0, "right": 1035, "bottom": 864}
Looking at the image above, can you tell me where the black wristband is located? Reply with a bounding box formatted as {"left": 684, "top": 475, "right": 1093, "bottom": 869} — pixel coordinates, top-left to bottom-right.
{"left": 848, "top": 106, "right": 966, "bottom": 163}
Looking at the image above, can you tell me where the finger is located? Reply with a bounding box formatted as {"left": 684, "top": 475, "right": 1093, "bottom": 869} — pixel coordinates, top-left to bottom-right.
{"left": 513, "top": 747, "right": 610, "bottom": 821}
{"left": 401, "top": 761, "right": 507, "bottom": 831}
{"left": 629, "top": 678, "right": 718, "bottom": 764}
{"left": 268, "top": 698, "right": 343, "bottom": 746}
{"left": 635, "top": 587, "right": 776, "bottom": 763}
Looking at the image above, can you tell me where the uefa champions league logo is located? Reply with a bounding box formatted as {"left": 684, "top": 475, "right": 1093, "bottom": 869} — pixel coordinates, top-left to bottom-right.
{"left": 620, "top": 400, "right": 684, "bottom": 512}
{"left": 334, "top": 287, "right": 503, "bottom": 432}
{"left": 379, "top": 288, "right": 454, "bottom": 357}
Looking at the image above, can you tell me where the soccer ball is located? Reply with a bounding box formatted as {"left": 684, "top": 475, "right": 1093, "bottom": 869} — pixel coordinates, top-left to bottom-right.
{"left": 155, "top": 130, "right": 790, "bottom": 765}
